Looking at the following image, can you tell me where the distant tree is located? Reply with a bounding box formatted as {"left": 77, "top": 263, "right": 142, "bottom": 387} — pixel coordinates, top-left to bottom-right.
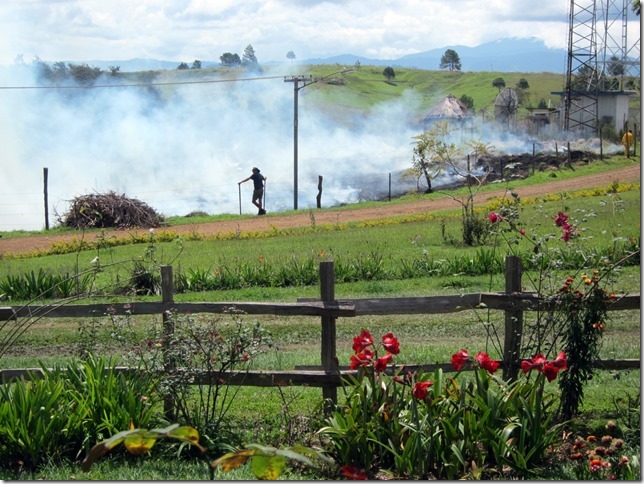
{"left": 177, "top": 62, "right": 189, "bottom": 70}
{"left": 516, "top": 78, "right": 529, "bottom": 90}
{"left": 607, "top": 55, "right": 625, "bottom": 76}
{"left": 191, "top": 60, "right": 202, "bottom": 69}
{"left": 459, "top": 94, "right": 474, "bottom": 111}
{"left": 633, "top": 0, "right": 640, "bottom": 15}
{"left": 383, "top": 66, "right": 396, "bottom": 82}
{"left": 108, "top": 65, "right": 121, "bottom": 75}
{"left": 354, "top": 60, "right": 361, "bottom": 69}
{"left": 537, "top": 98, "right": 548, "bottom": 109}
{"left": 242, "top": 44, "right": 258, "bottom": 66}
{"left": 439, "top": 49, "right": 461, "bottom": 71}
{"left": 219, "top": 53, "right": 241, "bottom": 67}
{"left": 67, "top": 63, "right": 103, "bottom": 85}
{"left": 286, "top": 51, "right": 296, "bottom": 63}
{"left": 14, "top": 54, "right": 24, "bottom": 64}
{"left": 492, "top": 77, "right": 506, "bottom": 92}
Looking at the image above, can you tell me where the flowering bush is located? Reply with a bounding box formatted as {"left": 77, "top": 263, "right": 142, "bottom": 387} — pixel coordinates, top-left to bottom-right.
{"left": 318, "top": 331, "right": 567, "bottom": 479}
{"left": 561, "top": 421, "right": 639, "bottom": 480}
{"left": 487, "top": 199, "right": 636, "bottom": 419}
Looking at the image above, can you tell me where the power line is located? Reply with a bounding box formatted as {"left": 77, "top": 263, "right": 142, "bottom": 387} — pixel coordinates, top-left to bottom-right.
{"left": 0, "top": 74, "right": 287, "bottom": 90}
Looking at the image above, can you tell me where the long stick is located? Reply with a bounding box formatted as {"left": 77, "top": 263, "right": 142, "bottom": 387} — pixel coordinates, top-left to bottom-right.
{"left": 263, "top": 179, "right": 267, "bottom": 212}
{"left": 238, "top": 183, "right": 242, "bottom": 215}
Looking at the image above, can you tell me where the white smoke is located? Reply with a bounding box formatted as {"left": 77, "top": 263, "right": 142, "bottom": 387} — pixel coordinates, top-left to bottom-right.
{"left": 0, "top": 65, "right": 622, "bottom": 231}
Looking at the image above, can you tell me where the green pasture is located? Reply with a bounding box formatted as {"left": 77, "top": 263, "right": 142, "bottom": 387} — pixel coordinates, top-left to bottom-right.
{"left": 0, "top": 153, "right": 640, "bottom": 480}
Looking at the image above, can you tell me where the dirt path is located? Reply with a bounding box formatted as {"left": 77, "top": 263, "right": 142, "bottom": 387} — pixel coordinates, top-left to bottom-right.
{"left": 1, "top": 164, "right": 639, "bottom": 257}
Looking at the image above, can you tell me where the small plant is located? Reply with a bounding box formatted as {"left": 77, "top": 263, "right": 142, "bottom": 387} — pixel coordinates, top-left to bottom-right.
{"left": 81, "top": 424, "right": 332, "bottom": 480}
{"left": 561, "top": 423, "right": 639, "bottom": 480}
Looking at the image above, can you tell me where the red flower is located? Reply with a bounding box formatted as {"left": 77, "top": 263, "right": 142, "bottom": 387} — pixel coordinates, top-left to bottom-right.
{"left": 352, "top": 330, "right": 373, "bottom": 353}
{"left": 475, "top": 352, "right": 501, "bottom": 374}
{"left": 519, "top": 228, "right": 526, "bottom": 236}
{"left": 451, "top": 349, "right": 469, "bottom": 371}
{"left": 488, "top": 212, "right": 502, "bottom": 223}
{"left": 520, "top": 353, "right": 547, "bottom": 374}
{"left": 349, "top": 349, "right": 374, "bottom": 370}
{"left": 551, "top": 351, "right": 568, "bottom": 370}
{"left": 555, "top": 212, "right": 569, "bottom": 227}
{"left": 521, "top": 352, "right": 567, "bottom": 381}
{"left": 374, "top": 353, "right": 393, "bottom": 372}
{"left": 381, "top": 332, "right": 400, "bottom": 355}
{"left": 542, "top": 362, "right": 559, "bottom": 382}
{"left": 339, "top": 465, "right": 368, "bottom": 480}
{"left": 412, "top": 381, "right": 433, "bottom": 400}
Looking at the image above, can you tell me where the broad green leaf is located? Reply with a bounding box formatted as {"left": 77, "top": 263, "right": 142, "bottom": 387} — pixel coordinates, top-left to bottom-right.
{"left": 251, "top": 454, "right": 287, "bottom": 480}
{"left": 123, "top": 432, "right": 157, "bottom": 455}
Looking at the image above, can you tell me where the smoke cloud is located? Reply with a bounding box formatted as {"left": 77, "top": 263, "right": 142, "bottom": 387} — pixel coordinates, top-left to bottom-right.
{"left": 0, "top": 65, "right": 621, "bottom": 231}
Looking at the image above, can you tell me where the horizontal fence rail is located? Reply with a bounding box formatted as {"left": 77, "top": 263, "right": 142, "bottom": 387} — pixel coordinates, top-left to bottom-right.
{"left": 1, "top": 258, "right": 641, "bottom": 406}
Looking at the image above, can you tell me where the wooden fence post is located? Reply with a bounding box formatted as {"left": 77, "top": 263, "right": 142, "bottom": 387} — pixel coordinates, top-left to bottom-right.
{"left": 319, "top": 261, "right": 338, "bottom": 409}
{"left": 502, "top": 256, "right": 523, "bottom": 381}
{"left": 161, "top": 265, "right": 175, "bottom": 420}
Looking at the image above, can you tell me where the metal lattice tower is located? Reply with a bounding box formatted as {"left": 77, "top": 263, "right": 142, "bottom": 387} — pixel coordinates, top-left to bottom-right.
{"left": 564, "top": 0, "right": 640, "bottom": 135}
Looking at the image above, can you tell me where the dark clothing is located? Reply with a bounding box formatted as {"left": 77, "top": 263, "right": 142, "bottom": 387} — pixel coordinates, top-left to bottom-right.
{"left": 251, "top": 172, "right": 265, "bottom": 190}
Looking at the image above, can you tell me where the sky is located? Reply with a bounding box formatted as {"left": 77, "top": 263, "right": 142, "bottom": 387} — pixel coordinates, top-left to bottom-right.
{"left": 0, "top": 0, "right": 577, "bottom": 66}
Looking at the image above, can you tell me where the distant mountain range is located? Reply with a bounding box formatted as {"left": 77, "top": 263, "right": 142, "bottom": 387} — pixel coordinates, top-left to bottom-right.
{"left": 81, "top": 37, "right": 568, "bottom": 74}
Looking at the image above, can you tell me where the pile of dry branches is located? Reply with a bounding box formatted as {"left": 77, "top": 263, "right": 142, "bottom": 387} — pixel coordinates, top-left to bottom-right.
{"left": 59, "top": 191, "right": 165, "bottom": 229}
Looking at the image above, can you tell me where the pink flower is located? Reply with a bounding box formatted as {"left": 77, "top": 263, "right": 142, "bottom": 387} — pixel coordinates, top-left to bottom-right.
{"left": 352, "top": 330, "right": 373, "bottom": 353}
{"left": 412, "top": 381, "right": 433, "bottom": 400}
{"left": 451, "top": 349, "right": 469, "bottom": 371}
{"left": 519, "top": 228, "right": 526, "bottom": 236}
{"left": 488, "top": 212, "right": 502, "bottom": 223}
{"left": 475, "top": 352, "right": 501, "bottom": 374}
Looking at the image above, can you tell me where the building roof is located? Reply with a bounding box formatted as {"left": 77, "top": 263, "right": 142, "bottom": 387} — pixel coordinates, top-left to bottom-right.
{"left": 423, "top": 94, "right": 472, "bottom": 122}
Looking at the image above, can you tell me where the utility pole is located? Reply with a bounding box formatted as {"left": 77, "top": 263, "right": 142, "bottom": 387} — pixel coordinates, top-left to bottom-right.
{"left": 284, "top": 75, "right": 312, "bottom": 210}
{"left": 284, "top": 69, "right": 353, "bottom": 211}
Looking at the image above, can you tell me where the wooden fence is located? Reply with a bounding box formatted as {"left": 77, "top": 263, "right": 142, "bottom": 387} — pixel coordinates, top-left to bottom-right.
{"left": 1, "top": 256, "right": 640, "bottom": 405}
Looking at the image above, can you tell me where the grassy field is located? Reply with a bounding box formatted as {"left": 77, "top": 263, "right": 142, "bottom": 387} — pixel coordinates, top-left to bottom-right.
{"left": 0, "top": 97, "right": 640, "bottom": 479}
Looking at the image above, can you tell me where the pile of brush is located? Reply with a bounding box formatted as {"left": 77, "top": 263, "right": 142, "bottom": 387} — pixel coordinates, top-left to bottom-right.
{"left": 59, "top": 191, "right": 164, "bottom": 229}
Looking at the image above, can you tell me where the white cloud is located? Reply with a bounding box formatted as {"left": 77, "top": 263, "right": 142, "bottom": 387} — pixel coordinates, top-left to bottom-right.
{"left": 0, "top": 0, "right": 587, "bottom": 64}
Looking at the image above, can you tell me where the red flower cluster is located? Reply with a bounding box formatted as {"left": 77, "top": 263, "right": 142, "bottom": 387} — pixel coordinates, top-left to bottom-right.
{"left": 521, "top": 351, "right": 568, "bottom": 382}
{"left": 339, "top": 464, "right": 368, "bottom": 480}
{"left": 412, "top": 381, "right": 433, "bottom": 400}
{"left": 555, "top": 211, "right": 575, "bottom": 242}
{"left": 349, "top": 330, "right": 400, "bottom": 372}
{"left": 488, "top": 212, "right": 503, "bottom": 223}
{"left": 451, "top": 348, "right": 501, "bottom": 374}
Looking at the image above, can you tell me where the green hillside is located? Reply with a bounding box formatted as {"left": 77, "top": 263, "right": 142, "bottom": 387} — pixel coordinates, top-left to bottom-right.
{"left": 123, "top": 64, "right": 566, "bottom": 122}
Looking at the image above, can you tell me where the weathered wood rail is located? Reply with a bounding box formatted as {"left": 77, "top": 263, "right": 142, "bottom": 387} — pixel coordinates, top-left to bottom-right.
{"left": 1, "top": 257, "right": 640, "bottom": 405}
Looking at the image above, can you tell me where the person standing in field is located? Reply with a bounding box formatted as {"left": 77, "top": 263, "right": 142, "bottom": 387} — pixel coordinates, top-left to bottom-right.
{"left": 239, "top": 167, "right": 267, "bottom": 215}
{"left": 621, "top": 129, "right": 634, "bottom": 157}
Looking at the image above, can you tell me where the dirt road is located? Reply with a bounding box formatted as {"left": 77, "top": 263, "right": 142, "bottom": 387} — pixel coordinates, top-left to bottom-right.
{"left": 1, "top": 164, "right": 639, "bottom": 257}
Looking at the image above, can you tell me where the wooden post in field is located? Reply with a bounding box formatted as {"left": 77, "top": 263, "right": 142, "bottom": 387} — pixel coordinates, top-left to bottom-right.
{"left": 43, "top": 167, "right": 49, "bottom": 230}
{"left": 502, "top": 256, "right": 523, "bottom": 381}
{"left": 161, "top": 265, "right": 175, "bottom": 419}
{"left": 316, "top": 175, "right": 323, "bottom": 209}
{"left": 320, "top": 260, "right": 338, "bottom": 409}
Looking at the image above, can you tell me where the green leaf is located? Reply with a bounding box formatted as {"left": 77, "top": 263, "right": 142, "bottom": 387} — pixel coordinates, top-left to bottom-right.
{"left": 251, "top": 454, "right": 287, "bottom": 480}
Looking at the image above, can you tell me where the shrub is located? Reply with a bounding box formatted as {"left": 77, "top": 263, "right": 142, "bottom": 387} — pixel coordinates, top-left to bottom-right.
{"left": 318, "top": 331, "right": 566, "bottom": 479}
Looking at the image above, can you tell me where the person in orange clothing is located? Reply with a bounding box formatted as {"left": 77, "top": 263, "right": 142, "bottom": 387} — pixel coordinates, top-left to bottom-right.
{"left": 621, "top": 129, "right": 634, "bottom": 157}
